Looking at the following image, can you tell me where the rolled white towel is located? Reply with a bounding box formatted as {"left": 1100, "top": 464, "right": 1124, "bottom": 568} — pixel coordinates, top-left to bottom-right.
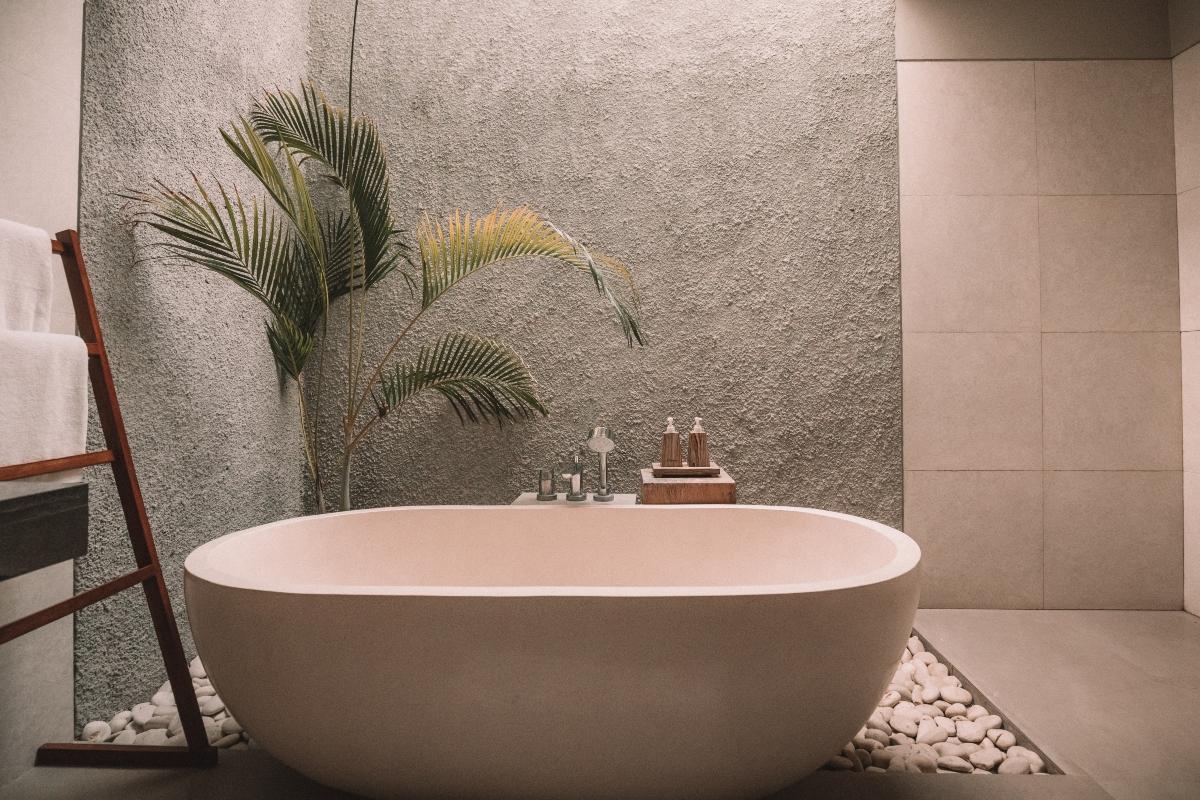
{"left": 0, "top": 218, "right": 53, "bottom": 332}
{"left": 0, "top": 330, "right": 88, "bottom": 481}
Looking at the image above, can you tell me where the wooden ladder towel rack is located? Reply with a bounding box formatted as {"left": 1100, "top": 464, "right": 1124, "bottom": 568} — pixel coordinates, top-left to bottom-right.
{"left": 0, "top": 230, "right": 216, "bottom": 768}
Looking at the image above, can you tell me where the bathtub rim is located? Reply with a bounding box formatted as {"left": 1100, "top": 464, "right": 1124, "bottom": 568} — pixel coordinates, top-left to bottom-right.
{"left": 183, "top": 504, "right": 920, "bottom": 599}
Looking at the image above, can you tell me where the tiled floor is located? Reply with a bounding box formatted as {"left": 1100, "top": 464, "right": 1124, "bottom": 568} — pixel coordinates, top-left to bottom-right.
{"left": 914, "top": 609, "right": 1200, "bottom": 800}
{"left": 2, "top": 610, "right": 1194, "bottom": 800}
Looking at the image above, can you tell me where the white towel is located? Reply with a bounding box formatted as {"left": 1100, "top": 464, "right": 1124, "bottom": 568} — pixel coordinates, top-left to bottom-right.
{"left": 0, "top": 218, "right": 54, "bottom": 332}
{"left": 0, "top": 331, "right": 88, "bottom": 482}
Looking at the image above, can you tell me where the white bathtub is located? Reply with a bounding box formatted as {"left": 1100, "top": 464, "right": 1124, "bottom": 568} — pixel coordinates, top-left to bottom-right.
{"left": 184, "top": 504, "right": 920, "bottom": 800}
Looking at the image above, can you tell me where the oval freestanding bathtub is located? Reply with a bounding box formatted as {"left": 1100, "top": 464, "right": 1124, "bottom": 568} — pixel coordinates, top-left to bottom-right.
{"left": 185, "top": 504, "right": 920, "bottom": 800}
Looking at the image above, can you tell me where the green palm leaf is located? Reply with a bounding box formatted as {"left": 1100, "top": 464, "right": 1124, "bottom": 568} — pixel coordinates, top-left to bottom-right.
{"left": 377, "top": 332, "right": 547, "bottom": 425}
{"left": 418, "top": 207, "right": 643, "bottom": 346}
{"left": 249, "top": 83, "right": 411, "bottom": 294}
{"left": 123, "top": 175, "right": 323, "bottom": 379}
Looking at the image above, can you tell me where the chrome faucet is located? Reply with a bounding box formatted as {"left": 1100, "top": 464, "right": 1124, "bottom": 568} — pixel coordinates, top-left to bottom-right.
{"left": 586, "top": 426, "right": 616, "bottom": 502}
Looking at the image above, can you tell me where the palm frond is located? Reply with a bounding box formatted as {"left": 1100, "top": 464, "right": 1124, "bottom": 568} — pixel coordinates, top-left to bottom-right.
{"left": 417, "top": 206, "right": 644, "bottom": 346}
{"left": 377, "top": 332, "right": 547, "bottom": 425}
{"left": 249, "top": 83, "right": 411, "bottom": 293}
{"left": 122, "top": 176, "right": 323, "bottom": 379}
{"left": 221, "top": 116, "right": 328, "bottom": 290}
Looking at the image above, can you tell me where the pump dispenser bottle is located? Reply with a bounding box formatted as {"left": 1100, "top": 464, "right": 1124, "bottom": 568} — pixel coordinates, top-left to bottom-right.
{"left": 659, "top": 417, "right": 683, "bottom": 467}
{"left": 687, "top": 417, "right": 710, "bottom": 467}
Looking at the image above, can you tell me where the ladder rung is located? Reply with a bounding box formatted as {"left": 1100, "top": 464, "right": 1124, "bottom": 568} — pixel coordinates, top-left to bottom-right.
{"left": 0, "top": 564, "right": 157, "bottom": 645}
{"left": 0, "top": 450, "right": 115, "bottom": 480}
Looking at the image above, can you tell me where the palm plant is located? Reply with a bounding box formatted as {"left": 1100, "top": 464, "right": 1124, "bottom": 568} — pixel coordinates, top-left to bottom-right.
{"left": 126, "top": 83, "right": 643, "bottom": 512}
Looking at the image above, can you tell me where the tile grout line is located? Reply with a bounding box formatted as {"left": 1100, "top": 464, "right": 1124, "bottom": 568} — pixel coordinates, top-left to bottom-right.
{"left": 1034, "top": 60, "right": 1048, "bottom": 610}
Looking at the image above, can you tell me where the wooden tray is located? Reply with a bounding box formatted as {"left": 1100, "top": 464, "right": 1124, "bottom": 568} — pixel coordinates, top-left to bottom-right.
{"left": 651, "top": 461, "right": 722, "bottom": 478}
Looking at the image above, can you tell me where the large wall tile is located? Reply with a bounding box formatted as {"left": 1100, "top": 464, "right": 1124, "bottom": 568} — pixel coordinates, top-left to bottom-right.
{"left": 896, "top": 0, "right": 1170, "bottom": 61}
{"left": 1179, "top": 189, "right": 1200, "bottom": 331}
{"left": 1176, "top": 44, "right": 1200, "bottom": 192}
{"left": 901, "top": 195, "right": 1039, "bottom": 332}
{"left": 904, "top": 332, "right": 1042, "bottom": 470}
{"left": 904, "top": 470, "right": 1043, "bottom": 608}
{"left": 1186, "top": 472, "right": 1200, "bottom": 614}
{"left": 1036, "top": 61, "right": 1176, "bottom": 195}
{"left": 1184, "top": 333, "right": 1200, "bottom": 472}
{"left": 1172, "top": 0, "right": 1200, "bottom": 57}
{"left": 1043, "top": 333, "right": 1183, "bottom": 470}
{"left": 898, "top": 61, "right": 1036, "bottom": 196}
{"left": 1044, "top": 470, "right": 1182, "bottom": 609}
{"left": 1040, "top": 195, "right": 1179, "bottom": 332}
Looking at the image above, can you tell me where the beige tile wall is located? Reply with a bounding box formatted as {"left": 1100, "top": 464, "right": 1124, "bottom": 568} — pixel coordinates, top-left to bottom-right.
{"left": 1177, "top": 40, "right": 1200, "bottom": 614}
{"left": 0, "top": 1, "right": 84, "bottom": 785}
{"left": 899, "top": 55, "right": 1182, "bottom": 610}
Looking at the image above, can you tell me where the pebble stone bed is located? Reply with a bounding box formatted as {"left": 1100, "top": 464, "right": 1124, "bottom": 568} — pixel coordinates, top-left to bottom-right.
{"left": 824, "top": 633, "right": 1049, "bottom": 775}
{"left": 77, "top": 656, "right": 251, "bottom": 751}
{"left": 80, "top": 634, "right": 1046, "bottom": 778}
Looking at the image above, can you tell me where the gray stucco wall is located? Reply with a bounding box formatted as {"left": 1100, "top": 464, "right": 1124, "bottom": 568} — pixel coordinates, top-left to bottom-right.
{"left": 306, "top": 0, "right": 902, "bottom": 520}
{"left": 75, "top": 0, "right": 308, "bottom": 724}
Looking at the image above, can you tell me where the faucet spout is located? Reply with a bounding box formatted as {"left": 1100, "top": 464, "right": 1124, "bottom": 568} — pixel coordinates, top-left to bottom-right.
{"left": 585, "top": 426, "right": 616, "bottom": 502}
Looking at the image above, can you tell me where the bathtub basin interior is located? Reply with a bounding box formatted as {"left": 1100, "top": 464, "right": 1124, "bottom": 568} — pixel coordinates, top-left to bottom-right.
{"left": 185, "top": 505, "right": 921, "bottom": 800}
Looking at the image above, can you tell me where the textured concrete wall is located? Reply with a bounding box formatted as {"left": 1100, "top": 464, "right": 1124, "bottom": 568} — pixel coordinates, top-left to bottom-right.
{"left": 75, "top": 0, "right": 307, "bottom": 724}
{"left": 306, "top": 0, "right": 902, "bottom": 521}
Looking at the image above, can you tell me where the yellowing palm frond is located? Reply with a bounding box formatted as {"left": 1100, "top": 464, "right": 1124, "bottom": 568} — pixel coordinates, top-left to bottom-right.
{"left": 417, "top": 206, "right": 644, "bottom": 346}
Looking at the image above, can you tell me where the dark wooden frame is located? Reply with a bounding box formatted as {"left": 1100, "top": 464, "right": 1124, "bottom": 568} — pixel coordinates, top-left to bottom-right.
{"left": 0, "top": 230, "right": 216, "bottom": 768}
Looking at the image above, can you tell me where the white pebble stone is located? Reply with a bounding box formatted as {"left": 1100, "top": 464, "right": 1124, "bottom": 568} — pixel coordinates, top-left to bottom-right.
{"left": 143, "top": 716, "right": 171, "bottom": 731}
{"left": 152, "top": 705, "right": 175, "bottom": 718}
{"left": 1007, "top": 746, "right": 1045, "bottom": 773}
{"left": 168, "top": 715, "right": 182, "bottom": 736}
{"left": 189, "top": 657, "right": 206, "bottom": 679}
{"left": 928, "top": 663, "right": 949, "bottom": 678}
{"left": 889, "top": 733, "right": 912, "bottom": 746}
{"left": 955, "top": 720, "right": 985, "bottom": 744}
{"left": 966, "top": 705, "right": 989, "bottom": 721}
{"left": 914, "top": 652, "right": 937, "bottom": 666}
{"left": 916, "top": 718, "right": 948, "bottom": 745}
{"left": 998, "top": 756, "right": 1031, "bottom": 775}
{"left": 205, "top": 724, "right": 223, "bottom": 745}
{"left": 864, "top": 729, "right": 888, "bottom": 747}
{"left": 891, "top": 716, "right": 918, "bottom": 737}
{"left": 81, "top": 721, "right": 110, "bottom": 742}
{"left": 944, "top": 703, "right": 968, "bottom": 718}
{"left": 934, "top": 717, "right": 955, "bottom": 735}
{"left": 969, "top": 748, "right": 1005, "bottom": 771}
{"left": 194, "top": 685, "right": 217, "bottom": 697}
{"left": 941, "top": 686, "right": 973, "bottom": 705}
{"left": 165, "top": 732, "right": 187, "bottom": 747}
{"left": 909, "top": 754, "right": 937, "bottom": 773}
{"left": 133, "top": 729, "right": 168, "bottom": 746}
{"left": 907, "top": 636, "right": 923, "bottom": 654}
{"left": 988, "top": 729, "right": 1017, "bottom": 750}
{"left": 131, "top": 703, "right": 155, "bottom": 726}
{"left": 936, "top": 755, "right": 973, "bottom": 773}
{"left": 215, "top": 733, "right": 242, "bottom": 748}
{"left": 112, "top": 729, "right": 136, "bottom": 745}
{"left": 878, "top": 691, "right": 901, "bottom": 708}
{"left": 977, "top": 714, "right": 1003, "bottom": 732}
{"left": 151, "top": 690, "right": 174, "bottom": 707}
{"left": 197, "top": 696, "right": 225, "bottom": 716}
{"left": 108, "top": 710, "right": 133, "bottom": 733}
